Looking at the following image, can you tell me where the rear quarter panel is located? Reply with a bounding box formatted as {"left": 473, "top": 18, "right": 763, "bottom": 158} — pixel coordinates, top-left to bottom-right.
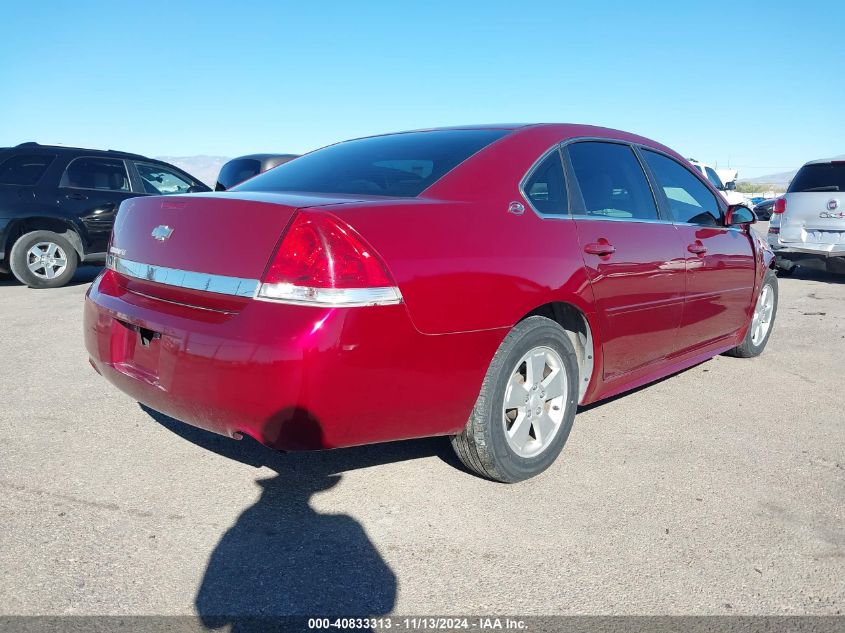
{"left": 328, "top": 198, "right": 594, "bottom": 335}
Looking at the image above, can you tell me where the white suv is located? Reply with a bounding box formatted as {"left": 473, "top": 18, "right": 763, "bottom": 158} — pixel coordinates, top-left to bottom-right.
{"left": 688, "top": 159, "right": 749, "bottom": 208}
{"left": 768, "top": 159, "right": 845, "bottom": 275}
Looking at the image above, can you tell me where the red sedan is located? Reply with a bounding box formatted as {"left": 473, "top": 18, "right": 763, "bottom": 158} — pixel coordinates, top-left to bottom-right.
{"left": 84, "top": 124, "right": 778, "bottom": 482}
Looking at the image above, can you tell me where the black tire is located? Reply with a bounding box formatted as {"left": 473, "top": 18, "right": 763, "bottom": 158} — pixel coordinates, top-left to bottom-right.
{"left": 725, "top": 269, "right": 778, "bottom": 358}
{"left": 9, "top": 230, "right": 79, "bottom": 289}
{"left": 775, "top": 266, "right": 795, "bottom": 277}
{"left": 451, "top": 316, "right": 579, "bottom": 483}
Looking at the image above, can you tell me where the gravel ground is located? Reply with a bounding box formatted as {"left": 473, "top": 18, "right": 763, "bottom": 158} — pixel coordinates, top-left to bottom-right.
{"left": 1, "top": 225, "right": 843, "bottom": 618}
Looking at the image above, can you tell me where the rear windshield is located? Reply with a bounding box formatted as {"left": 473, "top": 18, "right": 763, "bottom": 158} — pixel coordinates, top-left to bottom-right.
{"left": 216, "top": 158, "right": 261, "bottom": 191}
{"left": 788, "top": 162, "right": 845, "bottom": 193}
{"left": 232, "top": 129, "right": 509, "bottom": 197}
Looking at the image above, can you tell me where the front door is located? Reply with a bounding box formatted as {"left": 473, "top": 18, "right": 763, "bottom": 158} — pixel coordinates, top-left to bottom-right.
{"left": 566, "top": 141, "right": 686, "bottom": 378}
{"left": 639, "top": 149, "right": 756, "bottom": 352}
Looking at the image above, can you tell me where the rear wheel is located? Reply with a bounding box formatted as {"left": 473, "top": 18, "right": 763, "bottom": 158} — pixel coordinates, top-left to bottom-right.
{"left": 451, "top": 316, "right": 579, "bottom": 483}
{"left": 9, "top": 230, "right": 79, "bottom": 289}
{"left": 725, "top": 269, "right": 778, "bottom": 358}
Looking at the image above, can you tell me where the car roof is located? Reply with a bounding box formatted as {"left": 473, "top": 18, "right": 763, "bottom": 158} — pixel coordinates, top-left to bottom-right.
{"left": 340, "top": 123, "right": 676, "bottom": 152}
{"left": 12, "top": 142, "right": 147, "bottom": 159}
{"left": 802, "top": 157, "right": 845, "bottom": 166}
{"left": 230, "top": 153, "right": 299, "bottom": 162}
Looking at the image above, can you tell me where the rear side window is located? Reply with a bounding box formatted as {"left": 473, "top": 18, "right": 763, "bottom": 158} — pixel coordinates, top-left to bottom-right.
{"left": 61, "top": 157, "right": 130, "bottom": 191}
{"left": 233, "top": 129, "right": 509, "bottom": 197}
{"left": 641, "top": 150, "right": 721, "bottom": 226}
{"left": 788, "top": 163, "right": 845, "bottom": 193}
{"left": 523, "top": 150, "right": 568, "bottom": 215}
{"left": 0, "top": 153, "right": 55, "bottom": 185}
{"left": 567, "top": 141, "right": 658, "bottom": 220}
{"left": 216, "top": 158, "right": 262, "bottom": 191}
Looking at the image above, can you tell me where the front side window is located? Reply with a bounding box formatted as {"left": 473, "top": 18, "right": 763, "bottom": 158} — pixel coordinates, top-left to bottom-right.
{"left": 788, "top": 162, "right": 845, "bottom": 192}
{"left": 233, "top": 129, "right": 509, "bottom": 197}
{"left": 704, "top": 166, "right": 724, "bottom": 190}
{"left": 567, "top": 141, "right": 658, "bottom": 220}
{"left": 0, "top": 153, "right": 55, "bottom": 186}
{"left": 642, "top": 150, "right": 721, "bottom": 226}
{"left": 135, "top": 162, "right": 195, "bottom": 195}
{"left": 523, "top": 150, "right": 567, "bottom": 215}
{"left": 61, "top": 157, "right": 129, "bottom": 191}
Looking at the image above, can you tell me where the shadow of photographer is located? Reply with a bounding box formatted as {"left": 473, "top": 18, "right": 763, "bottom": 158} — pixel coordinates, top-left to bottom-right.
{"left": 142, "top": 406, "right": 459, "bottom": 630}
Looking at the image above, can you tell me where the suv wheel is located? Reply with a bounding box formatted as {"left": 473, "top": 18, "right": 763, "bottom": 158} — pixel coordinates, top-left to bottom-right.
{"left": 451, "top": 316, "right": 579, "bottom": 483}
{"left": 9, "top": 231, "right": 79, "bottom": 289}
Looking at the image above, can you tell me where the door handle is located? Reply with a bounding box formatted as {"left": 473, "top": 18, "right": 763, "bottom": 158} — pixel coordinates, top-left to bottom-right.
{"left": 65, "top": 192, "right": 87, "bottom": 200}
{"left": 584, "top": 241, "right": 616, "bottom": 257}
{"left": 687, "top": 242, "right": 707, "bottom": 255}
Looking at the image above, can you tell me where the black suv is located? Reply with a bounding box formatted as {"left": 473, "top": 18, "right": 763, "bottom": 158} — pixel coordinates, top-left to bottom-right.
{"left": 0, "top": 143, "right": 210, "bottom": 288}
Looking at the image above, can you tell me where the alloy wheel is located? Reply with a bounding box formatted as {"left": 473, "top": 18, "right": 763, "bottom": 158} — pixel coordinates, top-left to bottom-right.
{"left": 750, "top": 283, "right": 774, "bottom": 346}
{"left": 26, "top": 242, "right": 69, "bottom": 280}
{"left": 502, "top": 346, "right": 568, "bottom": 458}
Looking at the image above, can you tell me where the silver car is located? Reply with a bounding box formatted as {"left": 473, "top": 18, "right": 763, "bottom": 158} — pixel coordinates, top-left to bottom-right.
{"left": 769, "top": 158, "right": 845, "bottom": 275}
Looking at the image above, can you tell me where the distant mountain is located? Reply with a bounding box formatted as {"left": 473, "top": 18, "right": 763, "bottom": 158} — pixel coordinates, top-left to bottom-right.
{"left": 157, "top": 155, "right": 230, "bottom": 188}
{"left": 741, "top": 154, "right": 845, "bottom": 186}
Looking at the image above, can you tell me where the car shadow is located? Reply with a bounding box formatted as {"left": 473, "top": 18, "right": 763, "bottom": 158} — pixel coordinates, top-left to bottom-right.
{"left": 787, "top": 266, "right": 845, "bottom": 285}
{"left": 0, "top": 265, "right": 102, "bottom": 288}
{"left": 141, "top": 406, "right": 464, "bottom": 629}
{"left": 577, "top": 360, "right": 708, "bottom": 413}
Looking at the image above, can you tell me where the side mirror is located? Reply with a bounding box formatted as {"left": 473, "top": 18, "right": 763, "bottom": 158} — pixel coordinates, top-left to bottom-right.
{"left": 726, "top": 205, "right": 756, "bottom": 226}
{"left": 724, "top": 181, "right": 736, "bottom": 191}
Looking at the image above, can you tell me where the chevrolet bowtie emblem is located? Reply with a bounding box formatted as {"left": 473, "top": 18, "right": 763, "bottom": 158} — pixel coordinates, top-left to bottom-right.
{"left": 151, "top": 225, "right": 174, "bottom": 241}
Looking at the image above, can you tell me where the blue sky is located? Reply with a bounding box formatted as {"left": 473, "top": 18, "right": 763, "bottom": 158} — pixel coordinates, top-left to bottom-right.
{"left": 1, "top": 1, "right": 843, "bottom": 178}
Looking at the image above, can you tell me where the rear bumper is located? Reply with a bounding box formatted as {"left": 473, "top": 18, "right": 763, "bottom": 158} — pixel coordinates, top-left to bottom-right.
{"left": 774, "top": 243, "right": 845, "bottom": 257}
{"left": 84, "top": 271, "right": 501, "bottom": 451}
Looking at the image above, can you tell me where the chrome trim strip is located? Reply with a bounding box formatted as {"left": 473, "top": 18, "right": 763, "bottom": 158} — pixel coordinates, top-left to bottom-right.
{"left": 518, "top": 136, "right": 732, "bottom": 228}
{"left": 107, "top": 255, "right": 259, "bottom": 298}
{"left": 107, "top": 255, "right": 404, "bottom": 306}
{"left": 256, "top": 283, "right": 403, "bottom": 307}
{"left": 570, "top": 215, "right": 675, "bottom": 225}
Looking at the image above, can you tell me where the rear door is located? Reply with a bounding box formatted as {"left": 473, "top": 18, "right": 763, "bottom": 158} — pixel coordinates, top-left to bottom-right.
{"left": 565, "top": 140, "right": 686, "bottom": 378}
{"left": 639, "top": 149, "right": 756, "bottom": 352}
{"left": 779, "top": 162, "right": 845, "bottom": 252}
{"left": 58, "top": 156, "right": 136, "bottom": 254}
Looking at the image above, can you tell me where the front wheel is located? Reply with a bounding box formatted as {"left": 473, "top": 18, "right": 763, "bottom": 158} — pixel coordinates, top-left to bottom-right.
{"left": 725, "top": 269, "right": 778, "bottom": 358}
{"left": 451, "top": 316, "right": 579, "bottom": 483}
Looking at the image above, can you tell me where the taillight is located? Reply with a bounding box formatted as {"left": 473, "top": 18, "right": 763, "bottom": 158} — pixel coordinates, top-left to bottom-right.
{"left": 773, "top": 198, "right": 786, "bottom": 214}
{"left": 257, "top": 211, "right": 402, "bottom": 307}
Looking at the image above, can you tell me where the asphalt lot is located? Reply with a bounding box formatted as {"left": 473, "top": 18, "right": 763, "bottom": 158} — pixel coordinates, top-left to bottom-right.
{"left": 1, "top": 223, "right": 843, "bottom": 618}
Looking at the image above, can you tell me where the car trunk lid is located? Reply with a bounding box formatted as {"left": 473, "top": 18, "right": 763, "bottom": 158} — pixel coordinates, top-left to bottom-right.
{"left": 780, "top": 162, "right": 845, "bottom": 247}
{"left": 108, "top": 192, "right": 365, "bottom": 308}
